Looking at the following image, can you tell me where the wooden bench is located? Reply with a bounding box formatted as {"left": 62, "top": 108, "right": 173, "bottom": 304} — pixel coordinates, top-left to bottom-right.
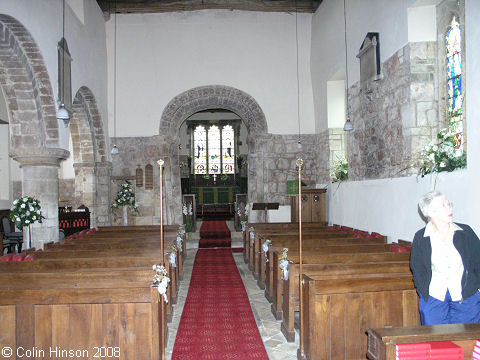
{"left": 243, "top": 222, "right": 328, "bottom": 262}
{"left": 0, "top": 287, "right": 166, "bottom": 360}
{"left": 0, "top": 225, "right": 181, "bottom": 358}
{"left": 268, "top": 246, "right": 401, "bottom": 319}
{"left": 300, "top": 275, "right": 419, "bottom": 360}
{"left": 281, "top": 261, "right": 411, "bottom": 342}
{"left": 255, "top": 234, "right": 386, "bottom": 288}
{"left": 366, "top": 323, "right": 480, "bottom": 360}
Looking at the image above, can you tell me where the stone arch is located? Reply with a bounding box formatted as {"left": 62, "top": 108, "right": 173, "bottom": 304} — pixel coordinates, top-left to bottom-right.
{"left": 160, "top": 85, "right": 267, "bottom": 138}
{"left": 71, "top": 86, "right": 107, "bottom": 164}
{"left": 159, "top": 85, "right": 268, "bottom": 224}
{"left": 70, "top": 86, "right": 111, "bottom": 227}
{"left": 0, "top": 14, "right": 68, "bottom": 248}
{"left": 0, "top": 14, "right": 59, "bottom": 149}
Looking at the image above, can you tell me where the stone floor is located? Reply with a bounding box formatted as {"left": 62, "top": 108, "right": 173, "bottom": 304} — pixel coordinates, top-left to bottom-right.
{"left": 165, "top": 221, "right": 299, "bottom": 360}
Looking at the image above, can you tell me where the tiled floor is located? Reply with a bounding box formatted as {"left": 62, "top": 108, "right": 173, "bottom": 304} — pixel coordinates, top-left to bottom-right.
{"left": 165, "top": 221, "right": 299, "bottom": 360}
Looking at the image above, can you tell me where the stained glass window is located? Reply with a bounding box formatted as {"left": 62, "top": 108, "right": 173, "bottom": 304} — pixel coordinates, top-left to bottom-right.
{"left": 208, "top": 125, "right": 221, "bottom": 174}
{"left": 194, "top": 125, "right": 207, "bottom": 174}
{"left": 193, "top": 124, "right": 236, "bottom": 175}
{"left": 446, "top": 16, "right": 464, "bottom": 150}
{"left": 222, "top": 125, "right": 235, "bottom": 174}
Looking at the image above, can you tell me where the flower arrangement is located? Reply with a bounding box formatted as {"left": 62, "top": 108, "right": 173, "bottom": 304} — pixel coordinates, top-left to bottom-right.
{"left": 279, "top": 248, "right": 290, "bottom": 280}
{"left": 112, "top": 181, "right": 138, "bottom": 213}
{"left": 237, "top": 203, "right": 249, "bottom": 231}
{"left": 182, "top": 202, "right": 193, "bottom": 232}
{"left": 262, "top": 239, "right": 272, "bottom": 262}
{"left": 330, "top": 155, "right": 348, "bottom": 183}
{"left": 152, "top": 264, "right": 170, "bottom": 303}
{"left": 417, "top": 127, "right": 466, "bottom": 177}
{"left": 9, "top": 196, "right": 45, "bottom": 229}
{"left": 168, "top": 244, "right": 177, "bottom": 268}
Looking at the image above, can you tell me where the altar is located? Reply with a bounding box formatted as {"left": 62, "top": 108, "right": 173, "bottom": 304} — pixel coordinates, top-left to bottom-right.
{"left": 192, "top": 186, "right": 241, "bottom": 204}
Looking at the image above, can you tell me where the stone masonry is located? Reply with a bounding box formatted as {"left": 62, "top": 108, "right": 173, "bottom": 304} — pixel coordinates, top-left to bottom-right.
{"left": 346, "top": 41, "right": 438, "bottom": 180}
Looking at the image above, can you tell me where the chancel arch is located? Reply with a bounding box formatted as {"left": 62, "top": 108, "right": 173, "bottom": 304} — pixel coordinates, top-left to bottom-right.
{"left": 159, "top": 85, "right": 267, "bottom": 224}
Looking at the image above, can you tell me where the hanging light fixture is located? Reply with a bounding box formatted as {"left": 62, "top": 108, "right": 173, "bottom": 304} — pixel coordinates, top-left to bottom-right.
{"left": 57, "top": 0, "right": 70, "bottom": 127}
{"left": 295, "top": 0, "right": 302, "bottom": 150}
{"left": 111, "top": 0, "right": 119, "bottom": 155}
{"left": 343, "top": 0, "right": 353, "bottom": 132}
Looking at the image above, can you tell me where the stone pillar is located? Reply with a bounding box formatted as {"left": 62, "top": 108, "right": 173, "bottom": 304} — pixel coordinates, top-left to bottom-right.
{"left": 10, "top": 148, "right": 69, "bottom": 249}
{"left": 74, "top": 162, "right": 96, "bottom": 224}
{"left": 95, "top": 161, "right": 112, "bottom": 226}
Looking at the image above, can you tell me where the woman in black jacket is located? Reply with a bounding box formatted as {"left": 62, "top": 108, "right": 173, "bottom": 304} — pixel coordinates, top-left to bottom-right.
{"left": 410, "top": 191, "right": 480, "bottom": 325}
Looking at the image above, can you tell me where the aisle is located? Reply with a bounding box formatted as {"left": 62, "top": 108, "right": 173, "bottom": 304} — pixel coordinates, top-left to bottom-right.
{"left": 198, "top": 220, "right": 231, "bottom": 248}
{"left": 171, "top": 248, "right": 269, "bottom": 359}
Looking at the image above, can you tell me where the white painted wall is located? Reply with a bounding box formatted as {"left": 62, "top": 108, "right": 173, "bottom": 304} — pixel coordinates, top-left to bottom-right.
{"left": 0, "top": 0, "right": 108, "bottom": 152}
{"left": 311, "top": 0, "right": 417, "bottom": 131}
{"left": 408, "top": 5, "right": 437, "bottom": 42}
{"left": 106, "top": 10, "right": 315, "bottom": 137}
{"left": 327, "top": 80, "right": 345, "bottom": 128}
{"left": 327, "top": 0, "right": 480, "bottom": 241}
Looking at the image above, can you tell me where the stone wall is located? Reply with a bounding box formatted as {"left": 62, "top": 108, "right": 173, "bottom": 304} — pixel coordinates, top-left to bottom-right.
{"left": 110, "top": 136, "right": 166, "bottom": 225}
{"left": 328, "top": 128, "right": 346, "bottom": 169}
{"left": 346, "top": 42, "right": 438, "bottom": 180}
{"left": 59, "top": 179, "right": 75, "bottom": 207}
{"left": 111, "top": 132, "right": 328, "bottom": 223}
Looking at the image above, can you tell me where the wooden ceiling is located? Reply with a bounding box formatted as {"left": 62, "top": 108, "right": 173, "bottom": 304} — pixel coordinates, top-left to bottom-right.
{"left": 96, "top": 0, "right": 323, "bottom": 14}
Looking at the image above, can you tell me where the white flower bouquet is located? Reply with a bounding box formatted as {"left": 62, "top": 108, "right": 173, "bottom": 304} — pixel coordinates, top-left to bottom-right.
{"left": 9, "top": 196, "right": 45, "bottom": 229}
{"left": 112, "top": 181, "right": 138, "bottom": 213}
{"left": 152, "top": 264, "right": 170, "bottom": 303}
{"left": 330, "top": 155, "right": 348, "bottom": 183}
{"left": 418, "top": 127, "right": 466, "bottom": 177}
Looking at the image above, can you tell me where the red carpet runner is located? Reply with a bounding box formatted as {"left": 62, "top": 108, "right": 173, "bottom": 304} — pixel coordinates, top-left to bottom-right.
{"left": 199, "top": 220, "right": 231, "bottom": 248}
{"left": 171, "top": 248, "right": 269, "bottom": 360}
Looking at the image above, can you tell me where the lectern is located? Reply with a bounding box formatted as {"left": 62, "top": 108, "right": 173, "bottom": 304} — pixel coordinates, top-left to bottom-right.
{"left": 252, "top": 202, "right": 279, "bottom": 222}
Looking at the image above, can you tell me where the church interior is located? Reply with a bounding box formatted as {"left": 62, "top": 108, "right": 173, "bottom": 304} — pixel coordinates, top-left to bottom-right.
{"left": 1, "top": 0, "right": 479, "bottom": 359}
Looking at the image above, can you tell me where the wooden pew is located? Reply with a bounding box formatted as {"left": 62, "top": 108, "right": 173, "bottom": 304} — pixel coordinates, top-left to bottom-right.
{"left": 256, "top": 235, "right": 386, "bottom": 288}
{"left": 245, "top": 224, "right": 341, "bottom": 266}
{"left": 0, "top": 225, "right": 181, "bottom": 357}
{"left": 281, "top": 261, "right": 411, "bottom": 342}
{"left": 0, "top": 287, "right": 166, "bottom": 360}
{"left": 300, "top": 275, "right": 419, "bottom": 360}
{"left": 366, "top": 323, "right": 480, "bottom": 360}
{"left": 268, "top": 251, "right": 411, "bottom": 319}
{"left": 243, "top": 222, "right": 328, "bottom": 262}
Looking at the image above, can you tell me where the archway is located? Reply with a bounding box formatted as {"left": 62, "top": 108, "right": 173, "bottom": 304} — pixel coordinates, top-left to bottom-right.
{"left": 71, "top": 86, "right": 111, "bottom": 227}
{"left": 0, "top": 14, "right": 68, "bottom": 248}
{"left": 159, "top": 85, "right": 267, "bottom": 223}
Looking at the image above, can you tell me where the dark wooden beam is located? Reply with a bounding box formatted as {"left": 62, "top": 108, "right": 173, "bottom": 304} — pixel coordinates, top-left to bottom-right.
{"left": 97, "top": 0, "right": 323, "bottom": 14}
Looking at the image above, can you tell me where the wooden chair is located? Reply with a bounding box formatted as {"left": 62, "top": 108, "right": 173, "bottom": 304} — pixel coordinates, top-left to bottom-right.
{"left": 1, "top": 217, "right": 23, "bottom": 253}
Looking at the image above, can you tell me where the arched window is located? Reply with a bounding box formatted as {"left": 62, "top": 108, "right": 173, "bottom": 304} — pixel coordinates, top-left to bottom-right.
{"left": 222, "top": 125, "right": 235, "bottom": 174}
{"left": 193, "top": 124, "right": 236, "bottom": 175}
{"left": 446, "top": 16, "right": 464, "bottom": 150}
{"left": 193, "top": 125, "right": 207, "bottom": 174}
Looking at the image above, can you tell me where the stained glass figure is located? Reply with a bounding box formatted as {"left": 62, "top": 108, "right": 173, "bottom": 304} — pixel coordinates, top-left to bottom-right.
{"left": 194, "top": 125, "right": 207, "bottom": 174}
{"left": 208, "top": 125, "right": 221, "bottom": 174}
{"left": 446, "top": 16, "right": 464, "bottom": 149}
{"left": 222, "top": 125, "right": 235, "bottom": 174}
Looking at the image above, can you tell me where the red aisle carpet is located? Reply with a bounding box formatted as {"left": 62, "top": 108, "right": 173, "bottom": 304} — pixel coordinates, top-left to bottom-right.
{"left": 199, "top": 220, "right": 231, "bottom": 248}
{"left": 171, "top": 248, "right": 269, "bottom": 360}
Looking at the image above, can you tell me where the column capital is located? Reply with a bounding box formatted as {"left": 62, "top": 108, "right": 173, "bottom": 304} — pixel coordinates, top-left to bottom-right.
{"left": 10, "top": 147, "right": 70, "bottom": 167}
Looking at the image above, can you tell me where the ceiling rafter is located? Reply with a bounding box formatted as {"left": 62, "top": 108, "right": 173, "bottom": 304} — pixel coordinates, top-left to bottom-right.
{"left": 97, "top": 0, "right": 322, "bottom": 14}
